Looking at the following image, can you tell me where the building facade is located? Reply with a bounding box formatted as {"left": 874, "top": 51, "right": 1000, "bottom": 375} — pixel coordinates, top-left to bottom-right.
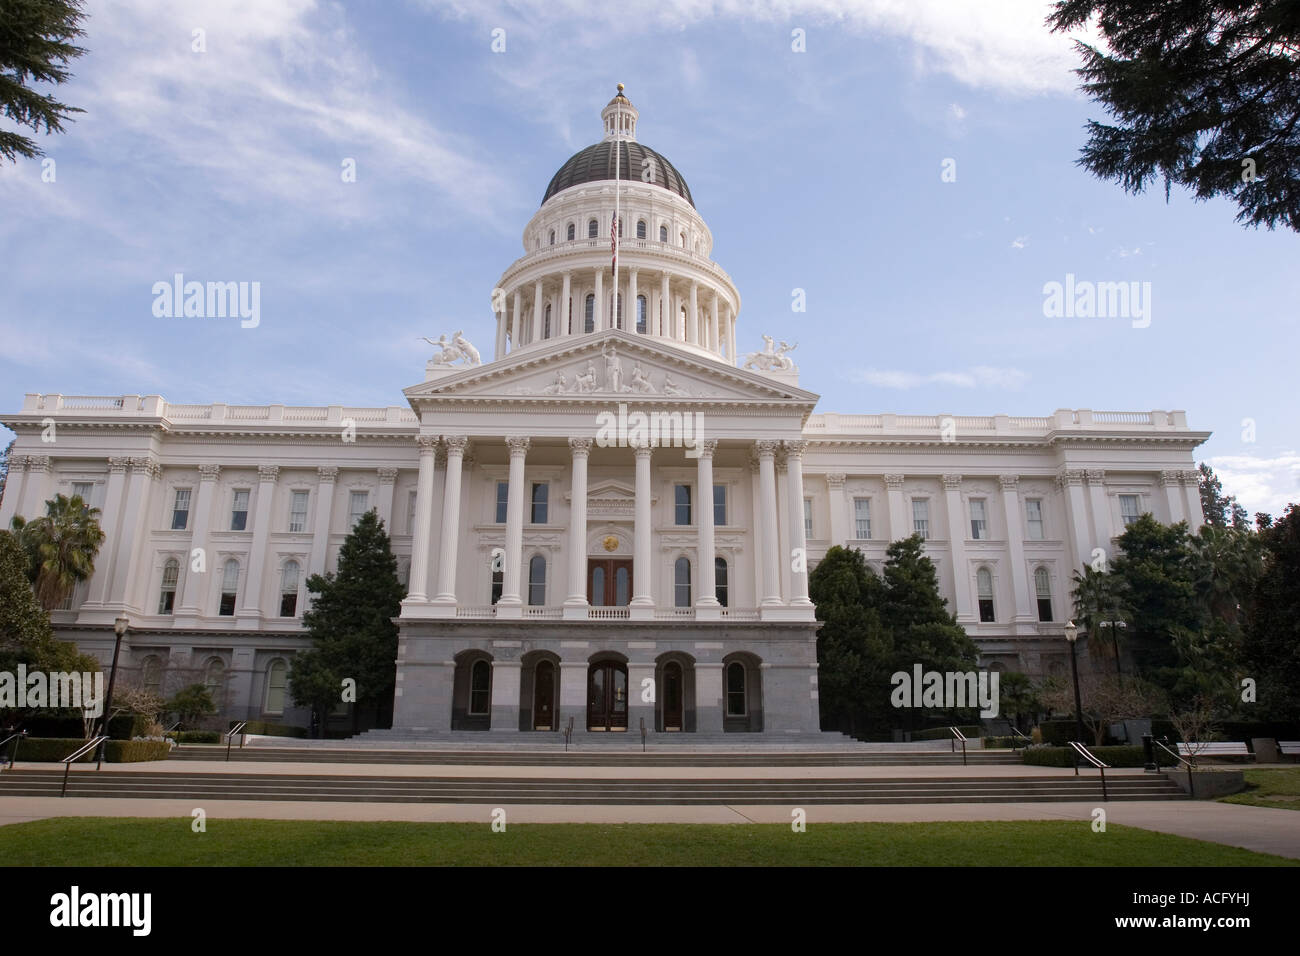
{"left": 0, "top": 92, "right": 1209, "bottom": 737}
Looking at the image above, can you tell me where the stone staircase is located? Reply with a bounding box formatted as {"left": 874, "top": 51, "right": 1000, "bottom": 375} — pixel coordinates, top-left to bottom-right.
{"left": 0, "top": 768, "right": 1187, "bottom": 804}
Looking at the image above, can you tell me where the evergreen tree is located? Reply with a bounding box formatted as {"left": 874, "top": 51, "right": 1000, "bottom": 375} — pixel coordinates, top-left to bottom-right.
{"left": 290, "top": 510, "right": 403, "bottom": 735}
{"left": 1243, "top": 503, "right": 1300, "bottom": 719}
{"left": 0, "top": 0, "right": 88, "bottom": 163}
{"left": 1198, "top": 463, "right": 1249, "bottom": 529}
{"left": 808, "top": 546, "right": 890, "bottom": 735}
{"left": 1048, "top": 1, "right": 1300, "bottom": 231}
{"left": 0, "top": 440, "right": 12, "bottom": 508}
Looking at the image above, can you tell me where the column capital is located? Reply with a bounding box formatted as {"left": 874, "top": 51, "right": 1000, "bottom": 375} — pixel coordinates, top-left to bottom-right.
{"left": 754, "top": 439, "right": 779, "bottom": 460}
{"left": 416, "top": 434, "right": 439, "bottom": 453}
{"left": 506, "top": 436, "right": 531, "bottom": 456}
{"left": 633, "top": 444, "right": 654, "bottom": 460}
{"left": 1085, "top": 469, "right": 1106, "bottom": 483}
{"left": 130, "top": 456, "right": 159, "bottom": 478}
{"left": 108, "top": 456, "right": 130, "bottom": 474}
{"left": 377, "top": 466, "right": 399, "bottom": 484}
{"left": 1159, "top": 470, "right": 1181, "bottom": 486}
{"left": 443, "top": 435, "right": 469, "bottom": 455}
{"left": 317, "top": 466, "right": 339, "bottom": 483}
{"left": 25, "top": 455, "right": 50, "bottom": 474}
{"left": 257, "top": 464, "right": 280, "bottom": 482}
{"left": 998, "top": 474, "right": 1020, "bottom": 490}
{"left": 774, "top": 445, "right": 788, "bottom": 473}
{"left": 783, "top": 439, "right": 808, "bottom": 459}
{"left": 1180, "top": 469, "right": 1200, "bottom": 485}
{"left": 199, "top": 463, "right": 222, "bottom": 481}
{"left": 941, "top": 474, "right": 963, "bottom": 490}
{"left": 884, "top": 474, "right": 905, "bottom": 488}
{"left": 826, "top": 472, "right": 846, "bottom": 488}
{"left": 568, "top": 436, "right": 594, "bottom": 457}
{"left": 1056, "top": 468, "right": 1085, "bottom": 487}
{"left": 696, "top": 439, "right": 717, "bottom": 459}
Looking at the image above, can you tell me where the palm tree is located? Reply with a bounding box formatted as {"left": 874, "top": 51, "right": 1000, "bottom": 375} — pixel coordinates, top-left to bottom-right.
{"left": 1188, "top": 524, "right": 1263, "bottom": 627}
{"left": 10, "top": 493, "right": 106, "bottom": 609}
{"left": 1071, "top": 566, "right": 1127, "bottom": 681}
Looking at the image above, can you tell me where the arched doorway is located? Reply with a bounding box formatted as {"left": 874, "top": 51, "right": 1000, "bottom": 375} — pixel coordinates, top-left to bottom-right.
{"left": 662, "top": 661, "right": 684, "bottom": 731}
{"left": 654, "top": 653, "right": 696, "bottom": 732}
{"left": 533, "top": 659, "right": 556, "bottom": 730}
{"left": 587, "top": 660, "right": 628, "bottom": 731}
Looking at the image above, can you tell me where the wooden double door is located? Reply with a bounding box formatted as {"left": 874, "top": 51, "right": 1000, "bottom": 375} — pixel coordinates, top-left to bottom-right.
{"left": 587, "top": 661, "right": 628, "bottom": 731}
{"left": 588, "top": 558, "right": 633, "bottom": 607}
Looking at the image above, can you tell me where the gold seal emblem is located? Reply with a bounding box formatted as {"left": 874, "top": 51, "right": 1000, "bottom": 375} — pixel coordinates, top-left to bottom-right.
{"left": 602, "top": 535, "right": 619, "bottom": 552}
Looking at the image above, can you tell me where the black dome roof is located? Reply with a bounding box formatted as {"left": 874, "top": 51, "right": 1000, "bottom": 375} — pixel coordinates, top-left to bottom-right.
{"left": 542, "top": 140, "right": 694, "bottom": 208}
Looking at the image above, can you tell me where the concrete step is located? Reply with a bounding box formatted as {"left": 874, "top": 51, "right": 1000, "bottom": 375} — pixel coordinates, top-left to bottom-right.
{"left": 168, "top": 746, "right": 1024, "bottom": 767}
{"left": 0, "top": 769, "right": 1187, "bottom": 804}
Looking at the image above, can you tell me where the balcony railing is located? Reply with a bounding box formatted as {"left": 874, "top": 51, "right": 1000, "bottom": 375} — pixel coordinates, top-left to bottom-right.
{"left": 442, "top": 605, "right": 762, "bottom": 622}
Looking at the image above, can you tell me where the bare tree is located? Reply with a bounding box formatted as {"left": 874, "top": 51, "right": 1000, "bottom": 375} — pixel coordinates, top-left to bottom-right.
{"left": 1042, "top": 672, "right": 1167, "bottom": 746}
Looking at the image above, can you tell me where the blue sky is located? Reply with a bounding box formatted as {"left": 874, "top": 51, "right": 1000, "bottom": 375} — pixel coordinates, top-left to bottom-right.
{"left": 2, "top": 0, "right": 1297, "bottom": 517}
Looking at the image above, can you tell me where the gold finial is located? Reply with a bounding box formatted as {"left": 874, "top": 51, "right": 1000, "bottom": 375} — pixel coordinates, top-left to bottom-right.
{"left": 617, "top": 83, "right": 624, "bottom": 94}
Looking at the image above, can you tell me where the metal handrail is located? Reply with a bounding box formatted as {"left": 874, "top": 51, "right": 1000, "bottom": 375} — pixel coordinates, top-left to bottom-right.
{"left": 1152, "top": 737, "right": 1195, "bottom": 793}
{"left": 1, "top": 731, "right": 27, "bottom": 771}
{"left": 1009, "top": 726, "right": 1032, "bottom": 751}
{"left": 640, "top": 717, "right": 647, "bottom": 753}
{"left": 225, "top": 721, "right": 248, "bottom": 762}
{"left": 564, "top": 716, "right": 574, "bottom": 752}
{"left": 949, "top": 726, "right": 968, "bottom": 766}
{"left": 1069, "top": 741, "right": 1110, "bottom": 801}
{"left": 61, "top": 736, "right": 108, "bottom": 797}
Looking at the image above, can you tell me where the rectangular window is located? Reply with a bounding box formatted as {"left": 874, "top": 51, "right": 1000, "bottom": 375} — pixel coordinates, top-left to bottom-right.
{"left": 854, "top": 498, "right": 871, "bottom": 539}
{"left": 531, "top": 482, "right": 548, "bottom": 524}
{"left": 348, "top": 491, "right": 369, "bottom": 526}
{"left": 495, "top": 481, "right": 509, "bottom": 523}
{"left": 72, "top": 481, "right": 93, "bottom": 503}
{"left": 219, "top": 562, "right": 239, "bottom": 616}
{"left": 979, "top": 598, "right": 996, "bottom": 622}
{"left": 675, "top": 484, "right": 692, "bottom": 526}
{"left": 171, "top": 488, "right": 191, "bottom": 530}
{"left": 804, "top": 499, "right": 814, "bottom": 539}
{"left": 713, "top": 484, "right": 727, "bottom": 527}
{"left": 288, "top": 491, "right": 309, "bottom": 533}
{"left": 230, "top": 490, "right": 250, "bottom": 531}
{"left": 406, "top": 490, "right": 417, "bottom": 535}
{"left": 970, "top": 499, "right": 988, "bottom": 540}
{"left": 1119, "top": 494, "right": 1142, "bottom": 526}
{"left": 912, "top": 499, "right": 930, "bottom": 539}
{"left": 1025, "top": 499, "right": 1044, "bottom": 540}
{"left": 490, "top": 570, "right": 503, "bottom": 605}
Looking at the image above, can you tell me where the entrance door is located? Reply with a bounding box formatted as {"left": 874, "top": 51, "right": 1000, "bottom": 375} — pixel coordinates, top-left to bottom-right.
{"left": 588, "top": 559, "right": 633, "bottom": 606}
{"left": 662, "top": 661, "right": 683, "bottom": 731}
{"left": 533, "top": 660, "right": 555, "bottom": 731}
{"left": 587, "top": 661, "right": 628, "bottom": 731}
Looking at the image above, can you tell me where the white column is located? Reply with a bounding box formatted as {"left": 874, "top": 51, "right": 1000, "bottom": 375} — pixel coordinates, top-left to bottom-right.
{"left": 749, "top": 453, "right": 764, "bottom": 603}
{"left": 565, "top": 438, "right": 591, "bottom": 610}
{"left": 108, "top": 458, "right": 155, "bottom": 609}
{"left": 594, "top": 268, "right": 604, "bottom": 331}
{"left": 826, "top": 473, "right": 848, "bottom": 546}
{"left": 498, "top": 436, "right": 530, "bottom": 610}
{"left": 1086, "top": 470, "right": 1111, "bottom": 551}
{"left": 511, "top": 290, "right": 522, "bottom": 349}
{"left": 494, "top": 307, "right": 506, "bottom": 359}
{"left": 1058, "top": 469, "right": 1092, "bottom": 571}
{"left": 756, "top": 441, "right": 782, "bottom": 607}
{"left": 376, "top": 467, "right": 398, "bottom": 530}
{"left": 561, "top": 271, "right": 572, "bottom": 337}
{"left": 426, "top": 447, "right": 445, "bottom": 597}
{"left": 688, "top": 281, "right": 698, "bottom": 345}
{"left": 1161, "top": 471, "right": 1186, "bottom": 523}
{"left": 885, "top": 474, "right": 907, "bottom": 541}
{"left": 628, "top": 269, "right": 639, "bottom": 333}
{"left": 710, "top": 293, "right": 720, "bottom": 352}
{"left": 237, "top": 464, "right": 279, "bottom": 622}
{"left": 660, "top": 273, "right": 670, "bottom": 337}
{"left": 1182, "top": 471, "right": 1205, "bottom": 530}
{"left": 630, "top": 446, "right": 654, "bottom": 614}
{"left": 532, "top": 279, "right": 543, "bottom": 343}
{"left": 174, "top": 463, "right": 219, "bottom": 618}
{"left": 0, "top": 455, "right": 27, "bottom": 527}
{"left": 785, "top": 440, "right": 811, "bottom": 606}
{"left": 433, "top": 436, "right": 468, "bottom": 604}
{"left": 727, "top": 307, "right": 737, "bottom": 363}
{"left": 999, "top": 475, "right": 1036, "bottom": 623}
{"left": 18, "top": 454, "right": 50, "bottom": 519}
{"left": 943, "top": 475, "right": 975, "bottom": 622}
{"left": 695, "top": 440, "right": 719, "bottom": 608}
{"left": 406, "top": 438, "right": 437, "bottom": 601}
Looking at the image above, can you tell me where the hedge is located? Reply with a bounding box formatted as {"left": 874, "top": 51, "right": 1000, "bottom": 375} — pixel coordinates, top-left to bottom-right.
{"left": 16, "top": 714, "right": 152, "bottom": 740}
{"left": 165, "top": 730, "right": 221, "bottom": 744}
{"left": 908, "top": 725, "right": 981, "bottom": 741}
{"left": 1021, "top": 745, "right": 1153, "bottom": 768}
{"left": 8, "top": 737, "right": 172, "bottom": 763}
{"left": 235, "top": 721, "right": 308, "bottom": 738}
{"left": 1038, "top": 720, "right": 1123, "bottom": 747}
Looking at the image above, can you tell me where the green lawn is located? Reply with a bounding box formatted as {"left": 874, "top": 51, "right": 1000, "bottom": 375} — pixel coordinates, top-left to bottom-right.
{"left": 1219, "top": 768, "right": 1300, "bottom": 811}
{"left": 0, "top": 818, "right": 1294, "bottom": 866}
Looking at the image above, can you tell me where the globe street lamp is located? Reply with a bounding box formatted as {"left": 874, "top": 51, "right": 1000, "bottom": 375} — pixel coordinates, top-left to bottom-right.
{"left": 96, "top": 615, "right": 129, "bottom": 768}
{"left": 1064, "top": 620, "right": 1086, "bottom": 748}
{"left": 1097, "top": 618, "right": 1127, "bottom": 684}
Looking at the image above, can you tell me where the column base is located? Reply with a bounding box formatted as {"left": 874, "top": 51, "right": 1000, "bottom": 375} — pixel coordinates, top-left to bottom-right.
{"left": 628, "top": 604, "right": 654, "bottom": 621}
{"left": 495, "top": 604, "right": 522, "bottom": 620}
{"left": 562, "top": 605, "right": 590, "bottom": 621}
{"left": 694, "top": 604, "right": 722, "bottom": 621}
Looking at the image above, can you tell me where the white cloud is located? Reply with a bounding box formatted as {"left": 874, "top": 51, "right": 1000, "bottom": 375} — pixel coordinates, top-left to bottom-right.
{"left": 1205, "top": 452, "right": 1300, "bottom": 520}
{"left": 948, "top": 102, "right": 967, "bottom": 121}
{"left": 850, "top": 366, "right": 1030, "bottom": 389}
{"left": 1011, "top": 235, "right": 1028, "bottom": 249}
{"left": 423, "top": 0, "right": 1092, "bottom": 96}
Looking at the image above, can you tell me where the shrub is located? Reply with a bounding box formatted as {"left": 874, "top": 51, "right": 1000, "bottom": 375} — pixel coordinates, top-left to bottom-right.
{"left": 983, "top": 736, "right": 1032, "bottom": 749}
{"left": 908, "top": 725, "right": 981, "bottom": 741}
{"left": 17, "top": 714, "right": 151, "bottom": 740}
{"left": 7, "top": 737, "right": 171, "bottom": 763}
{"left": 1021, "top": 745, "right": 1151, "bottom": 768}
{"left": 165, "top": 730, "right": 221, "bottom": 744}
{"left": 110, "top": 739, "right": 173, "bottom": 762}
{"left": 236, "top": 721, "right": 308, "bottom": 738}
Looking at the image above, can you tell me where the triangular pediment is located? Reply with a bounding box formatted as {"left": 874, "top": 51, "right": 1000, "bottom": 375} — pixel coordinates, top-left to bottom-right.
{"left": 404, "top": 330, "right": 818, "bottom": 407}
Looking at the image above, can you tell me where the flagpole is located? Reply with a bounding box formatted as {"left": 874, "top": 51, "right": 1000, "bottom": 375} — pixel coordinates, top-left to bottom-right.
{"left": 613, "top": 83, "right": 621, "bottom": 332}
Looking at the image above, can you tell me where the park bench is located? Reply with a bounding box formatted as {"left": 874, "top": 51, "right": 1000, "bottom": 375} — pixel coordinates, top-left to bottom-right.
{"left": 1276, "top": 741, "right": 1300, "bottom": 760}
{"left": 1176, "top": 741, "right": 1252, "bottom": 762}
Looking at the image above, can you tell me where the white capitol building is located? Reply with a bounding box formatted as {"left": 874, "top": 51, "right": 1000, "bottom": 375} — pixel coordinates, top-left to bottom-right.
{"left": 0, "top": 90, "right": 1208, "bottom": 738}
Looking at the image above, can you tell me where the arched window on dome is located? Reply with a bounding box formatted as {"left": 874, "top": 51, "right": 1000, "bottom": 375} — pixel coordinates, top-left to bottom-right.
{"left": 636, "top": 295, "right": 646, "bottom": 334}
{"left": 584, "top": 294, "right": 595, "bottom": 334}
{"left": 636, "top": 220, "right": 646, "bottom": 239}
{"left": 567, "top": 222, "right": 575, "bottom": 241}
{"left": 548, "top": 229, "right": 555, "bottom": 245}
{"left": 544, "top": 303, "right": 552, "bottom": 339}
{"left": 659, "top": 224, "right": 668, "bottom": 243}
{"left": 680, "top": 232, "right": 686, "bottom": 248}
{"left": 588, "top": 219, "right": 598, "bottom": 239}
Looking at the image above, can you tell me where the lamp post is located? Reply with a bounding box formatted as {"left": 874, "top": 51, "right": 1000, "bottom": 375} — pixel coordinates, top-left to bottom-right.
{"left": 1098, "top": 617, "right": 1127, "bottom": 684}
{"left": 1064, "top": 620, "right": 1086, "bottom": 747}
{"left": 96, "top": 615, "right": 129, "bottom": 768}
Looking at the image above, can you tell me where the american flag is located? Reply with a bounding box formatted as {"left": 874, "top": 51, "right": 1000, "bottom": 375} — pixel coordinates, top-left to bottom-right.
{"left": 611, "top": 211, "right": 618, "bottom": 272}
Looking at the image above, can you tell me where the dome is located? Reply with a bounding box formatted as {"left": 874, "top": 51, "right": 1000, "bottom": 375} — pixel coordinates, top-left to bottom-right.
{"left": 541, "top": 140, "right": 695, "bottom": 208}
